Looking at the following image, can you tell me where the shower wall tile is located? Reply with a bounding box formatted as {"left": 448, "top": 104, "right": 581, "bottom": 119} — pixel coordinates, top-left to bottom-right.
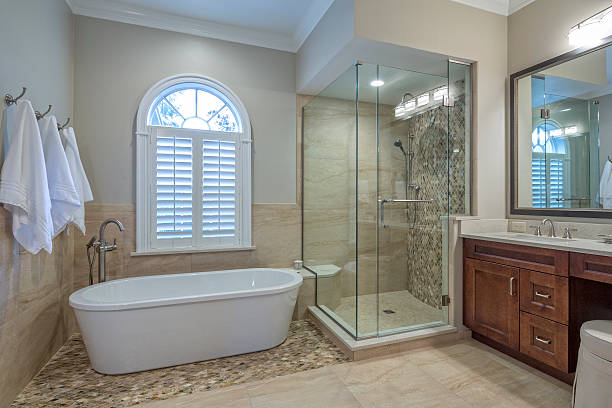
{"left": 0, "top": 208, "right": 75, "bottom": 408}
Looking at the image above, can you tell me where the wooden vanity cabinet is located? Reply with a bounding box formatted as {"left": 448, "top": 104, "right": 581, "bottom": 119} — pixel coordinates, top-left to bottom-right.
{"left": 464, "top": 258, "right": 519, "bottom": 350}
{"left": 464, "top": 239, "right": 570, "bottom": 376}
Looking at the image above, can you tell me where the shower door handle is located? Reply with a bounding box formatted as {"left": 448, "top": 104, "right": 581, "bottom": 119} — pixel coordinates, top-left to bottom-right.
{"left": 379, "top": 199, "right": 434, "bottom": 228}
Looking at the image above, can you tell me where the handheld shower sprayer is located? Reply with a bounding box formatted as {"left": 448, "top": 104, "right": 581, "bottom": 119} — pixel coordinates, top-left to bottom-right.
{"left": 394, "top": 138, "right": 406, "bottom": 155}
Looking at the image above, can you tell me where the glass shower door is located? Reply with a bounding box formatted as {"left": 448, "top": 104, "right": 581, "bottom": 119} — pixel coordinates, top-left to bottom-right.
{"left": 371, "top": 60, "right": 470, "bottom": 336}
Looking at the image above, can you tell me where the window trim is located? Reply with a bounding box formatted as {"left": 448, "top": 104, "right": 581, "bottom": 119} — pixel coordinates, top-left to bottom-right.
{"left": 135, "top": 74, "right": 252, "bottom": 255}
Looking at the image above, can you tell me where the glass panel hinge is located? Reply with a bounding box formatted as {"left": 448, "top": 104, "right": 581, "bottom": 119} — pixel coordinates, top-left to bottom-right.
{"left": 443, "top": 96, "right": 454, "bottom": 107}
{"left": 540, "top": 109, "right": 550, "bottom": 119}
{"left": 441, "top": 295, "right": 451, "bottom": 306}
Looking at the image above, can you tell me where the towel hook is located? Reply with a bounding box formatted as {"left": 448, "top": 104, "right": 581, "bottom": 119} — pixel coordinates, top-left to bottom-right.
{"left": 57, "top": 117, "right": 70, "bottom": 131}
{"left": 4, "top": 87, "right": 27, "bottom": 106}
{"left": 35, "top": 105, "right": 52, "bottom": 121}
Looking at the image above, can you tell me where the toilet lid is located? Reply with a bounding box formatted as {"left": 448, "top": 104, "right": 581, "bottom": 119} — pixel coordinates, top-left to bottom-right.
{"left": 580, "top": 320, "right": 612, "bottom": 362}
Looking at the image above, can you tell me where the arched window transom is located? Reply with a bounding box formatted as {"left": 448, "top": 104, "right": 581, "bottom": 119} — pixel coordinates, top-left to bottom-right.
{"left": 148, "top": 83, "right": 241, "bottom": 132}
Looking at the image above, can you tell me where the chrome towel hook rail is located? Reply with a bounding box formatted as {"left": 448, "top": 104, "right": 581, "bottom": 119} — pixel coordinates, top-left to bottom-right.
{"left": 35, "top": 105, "right": 52, "bottom": 121}
{"left": 4, "top": 87, "right": 27, "bottom": 105}
{"left": 57, "top": 117, "right": 70, "bottom": 131}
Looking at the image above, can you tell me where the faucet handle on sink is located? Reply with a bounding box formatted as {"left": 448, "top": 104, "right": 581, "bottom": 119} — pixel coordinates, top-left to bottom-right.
{"left": 529, "top": 225, "right": 542, "bottom": 236}
{"left": 562, "top": 227, "right": 577, "bottom": 239}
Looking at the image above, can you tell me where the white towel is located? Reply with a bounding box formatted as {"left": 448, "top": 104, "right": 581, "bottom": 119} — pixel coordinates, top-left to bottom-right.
{"left": 61, "top": 127, "right": 93, "bottom": 234}
{"left": 40, "top": 116, "right": 81, "bottom": 237}
{"left": 600, "top": 161, "right": 612, "bottom": 209}
{"left": 0, "top": 100, "right": 53, "bottom": 254}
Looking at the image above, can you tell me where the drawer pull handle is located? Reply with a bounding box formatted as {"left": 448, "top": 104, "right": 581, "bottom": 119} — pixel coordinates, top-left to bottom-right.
{"left": 509, "top": 277, "right": 516, "bottom": 296}
{"left": 535, "top": 336, "right": 552, "bottom": 345}
{"left": 535, "top": 291, "right": 551, "bottom": 299}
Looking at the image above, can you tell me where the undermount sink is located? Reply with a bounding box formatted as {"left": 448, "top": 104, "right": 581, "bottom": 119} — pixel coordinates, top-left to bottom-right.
{"left": 502, "top": 233, "right": 575, "bottom": 242}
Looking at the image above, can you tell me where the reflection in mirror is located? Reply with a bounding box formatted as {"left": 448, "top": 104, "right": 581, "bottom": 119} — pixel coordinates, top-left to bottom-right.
{"left": 516, "top": 45, "right": 611, "bottom": 210}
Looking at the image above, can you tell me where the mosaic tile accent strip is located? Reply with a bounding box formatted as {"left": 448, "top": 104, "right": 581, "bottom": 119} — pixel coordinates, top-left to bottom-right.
{"left": 10, "top": 320, "right": 349, "bottom": 408}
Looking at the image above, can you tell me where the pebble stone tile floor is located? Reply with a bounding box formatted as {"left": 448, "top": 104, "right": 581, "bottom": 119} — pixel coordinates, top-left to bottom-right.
{"left": 10, "top": 320, "right": 350, "bottom": 407}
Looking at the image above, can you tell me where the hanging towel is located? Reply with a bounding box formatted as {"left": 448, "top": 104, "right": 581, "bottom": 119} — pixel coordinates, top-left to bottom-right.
{"left": 0, "top": 100, "right": 53, "bottom": 254}
{"left": 61, "top": 127, "right": 93, "bottom": 234}
{"left": 40, "top": 116, "right": 81, "bottom": 237}
{"left": 600, "top": 160, "right": 612, "bottom": 209}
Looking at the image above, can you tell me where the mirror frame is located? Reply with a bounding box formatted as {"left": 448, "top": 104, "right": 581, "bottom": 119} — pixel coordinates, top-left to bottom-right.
{"left": 510, "top": 35, "right": 612, "bottom": 218}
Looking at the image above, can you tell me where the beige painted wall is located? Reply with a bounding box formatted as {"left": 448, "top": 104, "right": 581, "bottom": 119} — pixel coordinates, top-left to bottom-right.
{"left": 353, "top": 0, "right": 508, "bottom": 219}
{"left": 0, "top": 0, "right": 74, "bottom": 132}
{"left": 508, "top": 0, "right": 612, "bottom": 74}
{"left": 0, "top": 1, "right": 76, "bottom": 406}
{"left": 73, "top": 16, "right": 297, "bottom": 205}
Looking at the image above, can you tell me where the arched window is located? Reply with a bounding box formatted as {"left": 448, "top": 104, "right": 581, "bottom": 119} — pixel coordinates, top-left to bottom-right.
{"left": 531, "top": 122, "right": 567, "bottom": 209}
{"left": 135, "top": 75, "right": 252, "bottom": 253}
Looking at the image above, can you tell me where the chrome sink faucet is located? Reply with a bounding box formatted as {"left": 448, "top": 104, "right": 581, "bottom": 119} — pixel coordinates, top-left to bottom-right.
{"left": 541, "top": 219, "right": 556, "bottom": 238}
{"left": 86, "top": 218, "right": 125, "bottom": 284}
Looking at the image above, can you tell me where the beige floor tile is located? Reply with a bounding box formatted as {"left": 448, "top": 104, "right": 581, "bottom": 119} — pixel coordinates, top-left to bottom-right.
{"left": 247, "top": 367, "right": 362, "bottom": 408}
{"left": 334, "top": 355, "right": 471, "bottom": 408}
{"left": 404, "top": 340, "right": 571, "bottom": 408}
{"left": 140, "top": 386, "right": 251, "bottom": 408}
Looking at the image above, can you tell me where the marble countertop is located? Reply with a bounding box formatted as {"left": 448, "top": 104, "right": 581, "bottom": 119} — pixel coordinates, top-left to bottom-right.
{"left": 461, "top": 231, "right": 612, "bottom": 257}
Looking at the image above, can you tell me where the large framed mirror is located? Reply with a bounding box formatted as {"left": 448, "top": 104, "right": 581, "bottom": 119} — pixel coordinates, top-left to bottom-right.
{"left": 511, "top": 36, "right": 612, "bottom": 218}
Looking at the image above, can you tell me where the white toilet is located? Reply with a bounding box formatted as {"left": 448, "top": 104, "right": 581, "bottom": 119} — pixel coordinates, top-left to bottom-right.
{"left": 573, "top": 320, "right": 612, "bottom": 408}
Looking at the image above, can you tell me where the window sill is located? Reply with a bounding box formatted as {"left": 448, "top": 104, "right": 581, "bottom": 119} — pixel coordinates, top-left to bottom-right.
{"left": 130, "top": 246, "right": 256, "bottom": 257}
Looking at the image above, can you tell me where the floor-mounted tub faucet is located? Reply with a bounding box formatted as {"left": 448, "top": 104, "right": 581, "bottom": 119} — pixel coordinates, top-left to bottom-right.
{"left": 86, "top": 218, "right": 125, "bottom": 284}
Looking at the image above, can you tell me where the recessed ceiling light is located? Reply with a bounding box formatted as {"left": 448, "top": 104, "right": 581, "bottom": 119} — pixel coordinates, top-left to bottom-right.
{"left": 370, "top": 80, "right": 384, "bottom": 87}
{"left": 560, "top": 108, "right": 572, "bottom": 112}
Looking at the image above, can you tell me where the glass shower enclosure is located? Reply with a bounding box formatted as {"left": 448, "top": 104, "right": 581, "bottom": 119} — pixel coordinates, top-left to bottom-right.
{"left": 302, "top": 60, "right": 471, "bottom": 338}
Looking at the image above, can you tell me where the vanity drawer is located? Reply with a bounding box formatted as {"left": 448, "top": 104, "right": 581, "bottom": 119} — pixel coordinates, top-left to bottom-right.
{"left": 519, "top": 270, "right": 568, "bottom": 324}
{"left": 570, "top": 252, "right": 612, "bottom": 285}
{"left": 520, "top": 312, "right": 569, "bottom": 372}
{"left": 464, "top": 239, "right": 568, "bottom": 276}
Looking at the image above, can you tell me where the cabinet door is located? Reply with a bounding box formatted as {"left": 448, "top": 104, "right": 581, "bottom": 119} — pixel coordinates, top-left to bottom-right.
{"left": 464, "top": 258, "right": 520, "bottom": 350}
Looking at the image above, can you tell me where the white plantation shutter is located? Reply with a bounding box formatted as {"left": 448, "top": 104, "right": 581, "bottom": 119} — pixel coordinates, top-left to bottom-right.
{"left": 150, "top": 127, "right": 243, "bottom": 250}
{"left": 202, "top": 139, "right": 238, "bottom": 245}
{"left": 155, "top": 135, "right": 193, "bottom": 241}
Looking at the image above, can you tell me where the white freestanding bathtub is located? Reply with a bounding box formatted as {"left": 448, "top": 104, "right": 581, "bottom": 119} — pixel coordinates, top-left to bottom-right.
{"left": 69, "top": 268, "right": 302, "bottom": 374}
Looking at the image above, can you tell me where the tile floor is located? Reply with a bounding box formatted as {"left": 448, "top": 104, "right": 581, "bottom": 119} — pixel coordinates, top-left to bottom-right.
{"left": 10, "top": 321, "right": 349, "bottom": 407}
{"left": 330, "top": 290, "right": 445, "bottom": 336}
{"left": 139, "top": 338, "right": 572, "bottom": 408}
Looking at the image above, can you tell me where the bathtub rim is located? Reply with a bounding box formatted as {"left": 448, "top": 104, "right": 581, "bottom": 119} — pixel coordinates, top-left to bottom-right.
{"left": 69, "top": 268, "right": 303, "bottom": 312}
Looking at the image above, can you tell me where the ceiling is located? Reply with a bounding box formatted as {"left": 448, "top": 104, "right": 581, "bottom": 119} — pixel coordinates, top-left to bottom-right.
{"left": 65, "top": 0, "right": 536, "bottom": 52}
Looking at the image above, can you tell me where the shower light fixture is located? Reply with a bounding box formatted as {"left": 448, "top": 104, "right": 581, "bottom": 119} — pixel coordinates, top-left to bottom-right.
{"left": 394, "top": 86, "right": 447, "bottom": 120}
{"left": 568, "top": 6, "right": 612, "bottom": 47}
{"left": 417, "top": 93, "right": 430, "bottom": 107}
{"left": 370, "top": 79, "right": 385, "bottom": 87}
{"left": 433, "top": 86, "right": 448, "bottom": 101}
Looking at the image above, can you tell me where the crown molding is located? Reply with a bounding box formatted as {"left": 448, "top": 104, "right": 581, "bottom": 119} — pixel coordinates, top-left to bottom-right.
{"left": 508, "top": 0, "right": 537, "bottom": 15}
{"left": 449, "top": 0, "right": 536, "bottom": 16}
{"left": 65, "top": 0, "right": 318, "bottom": 52}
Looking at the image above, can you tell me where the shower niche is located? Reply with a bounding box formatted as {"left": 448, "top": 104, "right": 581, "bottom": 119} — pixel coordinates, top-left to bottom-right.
{"left": 302, "top": 61, "right": 471, "bottom": 339}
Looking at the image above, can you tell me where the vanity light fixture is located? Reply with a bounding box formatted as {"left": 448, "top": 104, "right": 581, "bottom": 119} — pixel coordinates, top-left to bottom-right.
{"left": 549, "top": 128, "right": 564, "bottom": 137}
{"left": 568, "top": 5, "right": 612, "bottom": 47}
{"left": 564, "top": 126, "right": 578, "bottom": 135}
{"left": 370, "top": 79, "right": 384, "bottom": 87}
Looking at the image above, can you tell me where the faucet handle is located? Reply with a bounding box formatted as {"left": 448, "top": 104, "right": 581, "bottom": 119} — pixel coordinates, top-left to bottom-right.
{"left": 529, "top": 225, "right": 542, "bottom": 236}
{"left": 562, "top": 227, "right": 577, "bottom": 239}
